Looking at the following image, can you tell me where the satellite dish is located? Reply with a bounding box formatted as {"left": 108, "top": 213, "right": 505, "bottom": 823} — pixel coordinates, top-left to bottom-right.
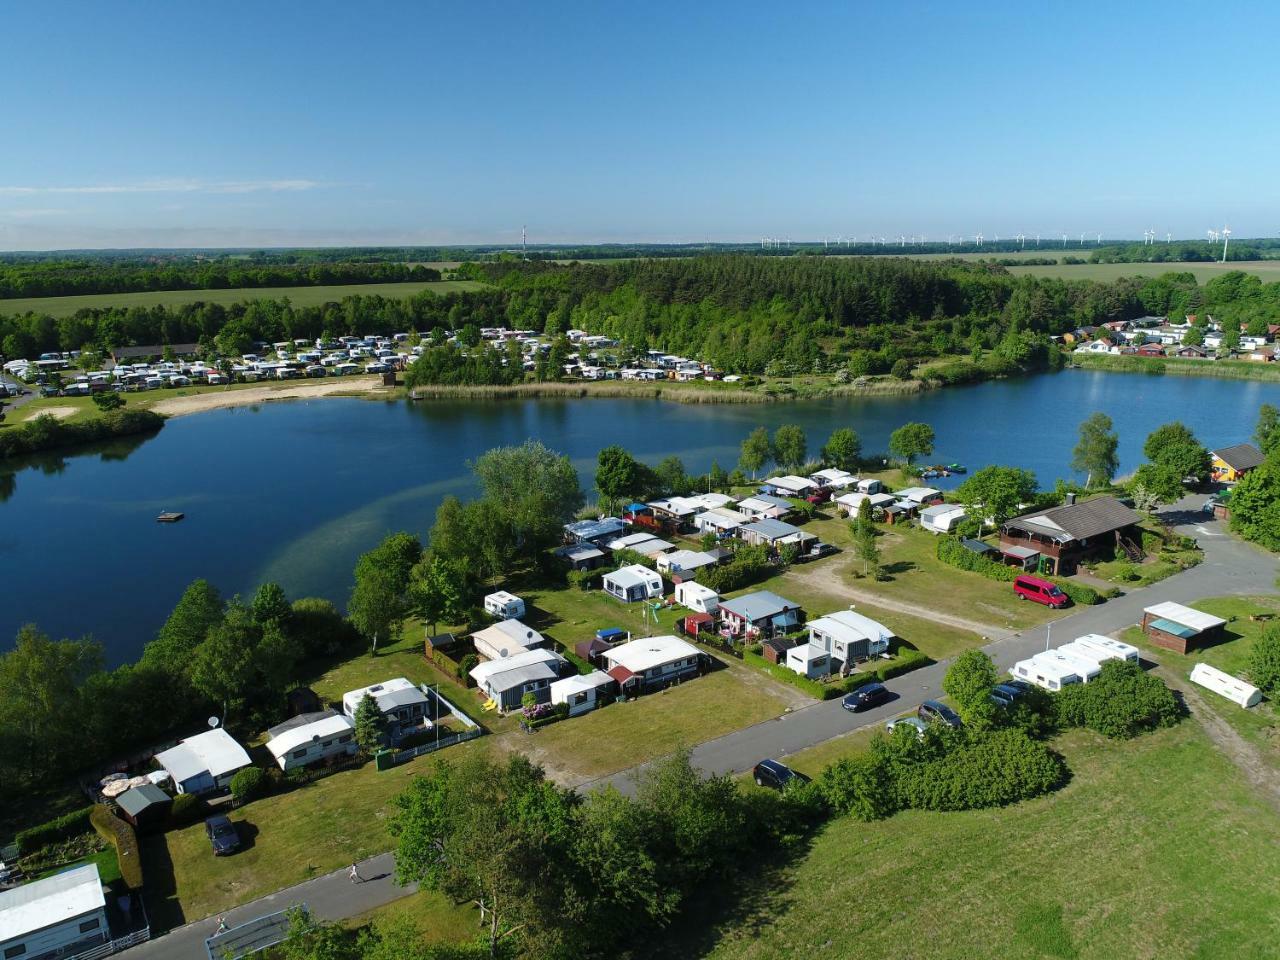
{"left": 208, "top": 716, "right": 220, "bottom": 728}
{"left": 500, "top": 648, "right": 509, "bottom": 658}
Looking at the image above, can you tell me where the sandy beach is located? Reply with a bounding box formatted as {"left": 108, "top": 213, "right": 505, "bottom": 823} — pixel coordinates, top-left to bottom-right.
{"left": 150, "top": 377, "right": 387, "bottom": 416}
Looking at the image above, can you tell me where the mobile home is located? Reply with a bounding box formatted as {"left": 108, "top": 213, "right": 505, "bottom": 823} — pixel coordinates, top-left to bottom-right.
{"left": 674, "top": 581, "right": 719, "bottom": 614}
{"left": 1067, "top": 634, "right": 1139, "bottom": 665}
{"left": 265, "top": 712, "right": 357, "bottom": 771}
{"left": 484, "top": 591, "right": 525, "bottom": 620}
{"left": 471, "top": 619, "right": 546, "bottom": 661}
{"left": 549, "top": 671, "right": 615, "bottom": 716}
{"left": 603, "top": 564, "right": 664, "bottom": 602}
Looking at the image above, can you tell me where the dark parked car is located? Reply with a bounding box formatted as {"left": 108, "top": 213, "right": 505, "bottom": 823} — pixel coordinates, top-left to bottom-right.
{"left": 205, "top": 815, "right": 240, "bottom": 856}
{"left": 990, "top": 683, "right": 1027, "bottom": 708}
{"left": 917, "top": 699, "right": 962, "bottom": 728}
{"left": 842, "top": 682, "right": 892, "bottom": 712}
{"left": 752, "top": 759, "right": 811, "bottom": 790}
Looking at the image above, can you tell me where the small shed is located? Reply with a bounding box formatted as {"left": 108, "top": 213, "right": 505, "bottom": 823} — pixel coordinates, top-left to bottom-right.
{"left": 760, "top": 636, "right": 796, "bottom": 664}
{"left": 960, "top": 538, "right": 997, "bottom": 557}
{"left": 115, "top": 783, "right": 172, "bottom": 830}
{"left": 1000, "top": 544, "right": 1041, "bottom": 571}
{"left": 1142, "top": 602, "right": 1227, "bottom": 655}
{"left": 550, "top": 671, "right": 616, "bottom": 716}
{"left": 555, "top": 543, "right": 606, "bottom": 571}
{"left": 484, "top": 591, "right": 525, "bottom": 620}
{"left": 285, "top": 686, "right": 322, "bottom": 717}
{"left": 786, "top": 643, "right": 832, "bottom": 680}
{"left": 575, "top": 635, "right": 617, "bottom": 664}
{"left": 424, "top": 632, "right": 462, "bottom": 661}
{"left": 678, "top": 612, "right": 715, "bottom": 638}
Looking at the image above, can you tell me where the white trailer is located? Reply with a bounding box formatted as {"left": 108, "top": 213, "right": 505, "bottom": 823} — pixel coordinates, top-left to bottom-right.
{"left": 1190, "top": 662, "right": 1262, "bottom": 708}
{"left": 1069, "top": 634, "right": 1139, "bottom": 666}
{"left": 675, "top": 581, "right": 719, "bottom": 614}
{"left": 483, "top": 591, "right": 525, "bottom": 620}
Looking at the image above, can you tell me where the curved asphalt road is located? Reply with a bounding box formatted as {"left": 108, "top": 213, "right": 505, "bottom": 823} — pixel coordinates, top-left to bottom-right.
{"left": 123, "top": 495, "right": 1275, "bottom": 957}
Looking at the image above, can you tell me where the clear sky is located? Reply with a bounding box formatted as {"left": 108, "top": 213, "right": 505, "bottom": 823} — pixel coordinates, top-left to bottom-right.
{"left": 2, "top": 1, "right": 1277, "bottom": 250}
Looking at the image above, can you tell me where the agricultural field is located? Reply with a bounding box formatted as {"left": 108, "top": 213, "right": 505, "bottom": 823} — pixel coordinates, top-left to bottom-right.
{"left": 1005, "top": 260, "right": 1280, "bottom": 283}
{"left": 0, "top": 280, "right": 485, "bottom": 317}
{"left": 698, "top": 722, "right": 1280, "bottom": 960}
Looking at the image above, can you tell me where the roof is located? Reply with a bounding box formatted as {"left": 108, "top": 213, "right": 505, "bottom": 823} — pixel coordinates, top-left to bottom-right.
{"left": 608, "top": 532, "right": 663, "bottom": 550}
{"left": 0, "top": 864, "right": 105, "bottom": 941}
{"left": 764, "top": 475, "right": 816, "bottom": 493}
{"left": 1001, "top": 545, "right": 1040, "bottom": 560}
{"left": 835, "top": 491, "right": 896, "bottom": 509}
{"left": 556, "top": 544, "right": 605, "bottom": 563}
{"left": 550, "top": 671, "right": 614, "bottom": 696}
{"left": 719, "top": 590, "right": 800, "bottom": 623}
{"left": 266, "top": 713, "right": 355, "bottom": 759}
{"left": 111, "top": 342, "right": 199, "bottom": 360}
{"left": 563, "top": 517, "right": 627, "bottom": 542}
{"left": 960, "top": 537, "right": 996, "bottom": 554}
{"left": 1143, "top": 602, "right": 1228, "bottom": 633}
{"left": 342, "top": 677, "right": 428, "bottom": 714}
{"left": 751, "top": 493, "right": 794, "bottom": 509}
{"left": 647, "top": 496, "right": 703, "bottom": 516}
{"left": 787, "top": 642, "right": 829, "bottom": 663}
{"left": 1004, "top": 496, "right": 1141, "bottom": 542}
{"left": 689, "top": 492, "right": 735, "bottom": 509}
{"left": 808, "top": 609, "right": 894, "bottom": 645}
{"left": 920, "top": 504, "right": 965, "bottom": 521}
{"left": 471, "top": 619, "right": 545, "bottom": 656}
{"left": 811, "top": 468, "right": 855, "bottom": 484}
{"left": 896, "top": 487, "right": 941, "bottom": 502}
{"left": 603, "top": 564, "right": 662, "bottom": 589}
{"left": 484, "top": 590, "right": 521, "bottom": 605}
{"left": 1212, "top": 443, "right": 1266, "bottom": 472}
{"left": 607, "top": 665, "right": 637, "bottom": 685}
{"left": 677, "top": 581, "right": 718, "bottom": 599}
{"left": 742, "top": 518, "right": 805, "bottom": 540}
{"left": 696, "top": 507, "right": 749, "bottom": 527}
{"left": 116, "top": 783, "right": 171, "bottom": 816}
{"left": 266, "top": 709, "right": 338, "bottom": 740}
{"left": 658, "top": 549, "right": 718, "bottom": 570}
{"left": 603, "top": 635, "right": 701, "bottom": 673}
{"left": 155, "top": 728, "right": 251, "bottom": 783}
{"left": 469, "top": 648, "right": 565, "bottom": 689}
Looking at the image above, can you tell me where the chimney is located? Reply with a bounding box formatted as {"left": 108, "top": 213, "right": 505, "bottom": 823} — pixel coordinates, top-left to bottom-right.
{"left": 1066, "top": 492, "right": 1077, "bottom": 506}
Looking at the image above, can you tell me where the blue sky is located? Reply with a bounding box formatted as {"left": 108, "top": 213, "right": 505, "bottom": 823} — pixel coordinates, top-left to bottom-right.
{"left": 2, "top": 1, "right": 1277, "bottom": 249}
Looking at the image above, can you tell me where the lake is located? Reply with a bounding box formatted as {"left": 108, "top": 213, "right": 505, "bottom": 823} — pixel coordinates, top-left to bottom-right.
{"left": 2, "top": 368, "right": 1276, "bottom": 664}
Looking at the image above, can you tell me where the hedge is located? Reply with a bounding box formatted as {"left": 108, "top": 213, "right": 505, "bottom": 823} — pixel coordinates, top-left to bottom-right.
{"left": 936, "top": 536, "right": 1016, "bottom": 581}
{"left": 0, "top": 408, "right": 165, "bottom": 459}
{"left": 1048, "top": 578, "right": 1103, "bottom": 606}
{"left": 877, "top": 646, "right": 932, "bottom": 681}
{"left": 15, "top": 805, "right": 96, "bottom": 855}
{"left": 230, "top": 766, "right": 268, "bottom": 803}
{"left": 167, "top": 792, "right": 207, "bottom": 829}
{"left": 743, "top": 649, "right": 876, "bottom": 700}
{"left": 89, "top": 804, "right": 143, "bottom": 889}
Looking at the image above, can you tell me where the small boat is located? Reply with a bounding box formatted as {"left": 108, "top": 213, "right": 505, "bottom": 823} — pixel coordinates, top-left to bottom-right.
{"left": 156, "top": 511, "right": 185, "bottom": 523}
{"left": 947, "top": 463, "right": 968, "bottom": 474}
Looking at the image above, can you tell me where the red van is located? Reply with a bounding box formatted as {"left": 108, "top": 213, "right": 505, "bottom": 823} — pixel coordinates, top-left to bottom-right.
{"left": 1013, "top": 574, "right": 1069, "bottom": 608}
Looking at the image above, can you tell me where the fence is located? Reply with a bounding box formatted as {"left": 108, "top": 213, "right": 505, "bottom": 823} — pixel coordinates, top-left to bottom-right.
{"left": 68, "top": 927, "right": 151, "bottom": 960}
{"left": 384, "top": 727, "right": 482, "bottom": 768}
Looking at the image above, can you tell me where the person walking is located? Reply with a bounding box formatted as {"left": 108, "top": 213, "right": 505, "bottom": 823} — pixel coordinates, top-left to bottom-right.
{"left": 216, "top": 917, "right": 228, "bottom": 934}
{"left": 349, "top": 863, "right": 361, "bottom": 884}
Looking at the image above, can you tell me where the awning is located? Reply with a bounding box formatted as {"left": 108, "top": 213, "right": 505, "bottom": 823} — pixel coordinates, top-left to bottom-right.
{"left": 607, "top": 665, "right": 637, "bottom": 685}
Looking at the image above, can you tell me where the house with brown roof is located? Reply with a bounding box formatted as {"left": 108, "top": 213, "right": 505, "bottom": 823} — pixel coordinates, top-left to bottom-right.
{"left": 1210, "top": 443, "right": 1266, "bottom": 484}
{"left": 1000, "top": 495, "right": 1143, "bottom": 575}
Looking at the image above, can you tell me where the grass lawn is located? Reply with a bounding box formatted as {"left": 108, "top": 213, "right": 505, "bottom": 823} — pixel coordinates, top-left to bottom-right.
{"left": 0, "top": 280, "right": 486, "bottom": 318}
{"left": 342, "top": 892, "right": 479, "bottom": 944}
{"left": 701, "top": 722, "right": 1280, "bottom": 960}
{"left": 140, "top": 734, "right": 496, "bottom": 931}
{"left": 1005, "top": 259, "right": 1280, "bottom": 283}
{"left": 1122, "top": 595, "right": 1280, "bottom": 765}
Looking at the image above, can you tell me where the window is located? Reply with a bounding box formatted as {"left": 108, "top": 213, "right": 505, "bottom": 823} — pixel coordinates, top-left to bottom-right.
{"left": 79, "top": 919, "right": 100, "bottom": 933}
{"left": 322, "top": 740, "right": 334, "bottom": 748}
{"left": 573, "top": 692, "right": 588, "bottom": 705}
{"left": 292, "top": 749, "right": 307, "bottom": 759}
{"left": 6, "top": 945, "right": 26, "bottom": 958}
{"left": 338, "top": 734, "right": 352, "bottom": 744}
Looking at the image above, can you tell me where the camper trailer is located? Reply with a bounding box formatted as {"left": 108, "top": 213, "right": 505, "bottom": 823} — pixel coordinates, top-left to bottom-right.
{"left": 1190, "top": 662, "right": 1262, "bottom": 708}
{"left": 483, "top": 591, "right": 525, "bottom": 620}
{"left": 674, "top": 581, "right": 719, "bottom": 614}
{"left": 1068, "top": 634, "right": 1139, "bottom": 665}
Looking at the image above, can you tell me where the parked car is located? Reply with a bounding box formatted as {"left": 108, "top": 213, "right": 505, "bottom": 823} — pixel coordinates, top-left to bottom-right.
{"left": 205, "top": 815, "right": 240, "bottom": 856}
{"left": 885, "top": 716, "right": 928, "bottom": 738}
{"left": 1013, "top": 574, "right": 1069, "bottom": 608}
{"left": 990, "top": 682, "right": 1028, "bottom": 708}
{"left": 798, "top": 542, "right": 836, "bottom": 562}
{"left": 752, "top": 759, "right": 811, "bottom": 791}
{"left": 917, "top": 699, "right": 962, "bottom": 728}
{"left": 842, "top": 682, "right": 892, "bottom": 712}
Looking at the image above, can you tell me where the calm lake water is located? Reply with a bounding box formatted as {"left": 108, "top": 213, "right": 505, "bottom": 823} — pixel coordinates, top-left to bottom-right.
{"left": 2, "top": 368, "right": 1276, "bottom": 664}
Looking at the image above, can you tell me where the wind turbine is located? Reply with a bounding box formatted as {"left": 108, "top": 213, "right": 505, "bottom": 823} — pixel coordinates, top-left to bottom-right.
{"left": 1097, "top": 233, "right": 1102, "bottom": 245}
{"left": 1220, "top": 226, "right": 1231, "bottom": 262}
{"left": 975, "top": 232, "right": 983, "bottom": 247}
{"left": 1079, "top": 232, "right": 1086, "bottom": 247}
{"left": 1062, "top": 233, "right": 1068, "bottom": 249}
{"left": 1166, "top": 232, "right": 1172, "bottom": 244}
{"left": 1208, "top": 229, "right": 1218, "bottom": 243}
{"left": 1017, "top": 233, "right": 1025, "bottom": 249}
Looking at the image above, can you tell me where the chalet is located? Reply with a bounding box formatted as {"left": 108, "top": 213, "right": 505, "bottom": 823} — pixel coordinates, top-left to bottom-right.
{"left": 1135, "top": 342, "right": 1167, "bottom": 357}
{"left": 265, "top": 711, "right": 357, "bottom": 771}
{"left": 647, "top": 497, "right": 704, "bottom": 528}
{"left": 1247, "top": 346, "right": 1276, "bottom": 363}
{"left": 154, "top": 728, "right": 252, "bottom": 796}
{"left": 554, "top": 543, "right": 606, "bottom": 570}
{"left": 719, "top": 590, "right": 803, "bottom": 639}
{"left": 654, "top": 549, "right": 719, "bottom": 582}
{"left": 762, "top": 475, "right": 817, "bottom": 497}
{"left": 738, "top": 518, "right": 816, "bottom": 550}
{"left": 811, "top": 468, "right": 856, "bottom": 489}
{"left": 471, "top": 619, "right": 546, "bottom": 661}
{"left": 0, "top": 865, "right": 110, "bottom": 960}
{"left": 1000, "top": 496, "right": 1143, "bottom": 575}
{"left": 1175, "top": 344, "right": 1210, "bottom": 359}
{"left": 895, "top": 487, "right": 944, "bottom": 508}
{"left": 1141, "top": 601, "right": 1227, "bottom": 655}
{"left": 601, "top": 635, "right": 707, "bottom": 694}
{"left": 806, "top": 609, "right": 893, "bottom": 669}
{"left": 470, "top": 648, "right": 567, "bottom": 712}
{"left": 1210, "top": 443, "right": 1266, "bottom": 484}
{"left": 737, "top": 494, "right": 792, "bottom": 521}
{"left": 341, "top": 678, "right": 432, "bottom": 744}
{"left": 692, "top": 507, "right": 750, "bottom": 537}
{"left": 834, "top": 491, "right": 896, "bottom": 515}
{"left": 603, "top": 564, "right": 664, "bottom": 602}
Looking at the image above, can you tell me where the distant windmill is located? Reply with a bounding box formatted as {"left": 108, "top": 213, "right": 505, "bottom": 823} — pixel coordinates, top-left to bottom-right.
{"left": 521, "top": 225, "right": 527, "bottom": 255}
{"left": 1036, "top": 233, "right": 1041, "bottom": 247}
{"left": 1208, "top": 228, "right": 1219, "bottom": 243}
{"left": 1220, "top": 225, "right": 1231, "bottom": 262}
{"left": 1166, "top": 232, "right": 1172, "bottom": 244}
{"left": 1097, "top": 233, "right": 1102, "bottom": 245}
{"left": 1080, "top": 233, "right": 1086, "bottom": 247}
{"left": 975, "top": 232, "right": 984, "bottom": 247}
{"left": 1017, "top": 233, "right": 1026, "bottom": 249}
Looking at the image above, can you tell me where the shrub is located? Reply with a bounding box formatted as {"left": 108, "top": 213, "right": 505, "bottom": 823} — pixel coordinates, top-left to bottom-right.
{"left": 15, "top": 805, "right": 95, "bottom": 855}
{"left": 89, "top": 805, "right": 143, "bottom": 889}
{"left": 895, "top": 728, "right": 1064, "bottom": 811}
{"left": 936, "top": 537, "right": 1016, "bottom": 581}
{"left": 229, "top": 766, "right": 268, "bottom": 804}
{"left": 167, "top": 792, "right": 207, "bottom": 829}
{"left": 1050, "top": 578, "right": 1101, "bottom": 606}
{"left": 566, "top": 568, "right": 595, "bottom": 591}
{"left": 1248, "top": 623, "right": 1280, "bottom": 693}
{"left": 458, "top": 652, "right": 479, "bottom": 684}
{"left": 0, "top": 408, "right": 165, "bottom": 460}
{"left": 819, "top": 754, "right": 895, "bottom": 821}
{"left": 1053, "top": 661, "right": 1181, "bottom": 738}
{"left": 741, "top": 649, "right": 875, "bottom": 700}
{"left": 877, "top": 646, "right": 931, "bottom": 681}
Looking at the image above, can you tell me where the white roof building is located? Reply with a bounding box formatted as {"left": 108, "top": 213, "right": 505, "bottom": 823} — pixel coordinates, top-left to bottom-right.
{"left": 688, "top": 492, "right": 736, "bottom": 510}
{"left": 765, "top": 475, "right": 818, "bottom": 495}
{"left": 154, "top": 728, "right": 251, "bottom": 794}
{"left": 602, "top": 635, "right": 701, "bottom": 675}
{"left": 895, "top": 487, "right": 943, "bottom": 505}
{"left": 471, "top": 619, "right": 546, "bottom": 661}
{"left": 265, "top": 714, "right": 355, "bottom": 763}
{"left": 1143, "top": 602, "right": 1228, "bottom": 634}
{"left": 834, "top": 491, "right": 896, "bottom": 513}
{"left": 341, "top": 677, "right": 428, "bottom": 717}
{"left": 811, "top": 468, "right": 856, "bottom": 488}
{"left": 0, "top": 864, "right": 106, "bottom": 948}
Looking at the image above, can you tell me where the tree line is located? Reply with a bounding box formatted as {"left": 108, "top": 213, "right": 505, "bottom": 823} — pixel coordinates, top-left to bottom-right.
{"left": 0, "top": 259, "right": 441, "bottom": 300}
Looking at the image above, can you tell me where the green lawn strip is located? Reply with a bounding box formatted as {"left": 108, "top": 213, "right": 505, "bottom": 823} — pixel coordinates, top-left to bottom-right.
{"left": 1121, "top": 595, "right": 1280, "bottom": 764}
{"left": 341, "top": 891, "right": 479, "bottom": 943}
{"left": 703, "top": 723, "right": 1280, "bottom": 960}
{"left": 35, "top": 846, "right": 121, "bottom": 885}
{"left": 1, "top": 280, "right": 486, "bottom": 318}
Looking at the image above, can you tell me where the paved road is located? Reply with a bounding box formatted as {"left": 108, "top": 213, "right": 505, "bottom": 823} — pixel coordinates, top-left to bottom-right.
{"left": 124, "top": 495, "right": 1275, "bottom": 956}
{"left": 590, "top": 496, "right": 1277, "bottom": 793}
{"left": 0, "top": 377, "right": 35, "bottom": 418}
{"left": 124, "top": 853, "right": 412, "bottom": 959}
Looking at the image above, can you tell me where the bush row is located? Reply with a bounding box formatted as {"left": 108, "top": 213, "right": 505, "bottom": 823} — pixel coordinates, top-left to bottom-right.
{"left": 741, "top": 646, "right": 931, "bottom": 700}
{"left": 15, "top": 805, "right": 96, "bottom": 855}
{"left": 89, "top": 804, "right": 143, "bottom": 889}
{"left": 936, "top": 536, "right": 1016, "bottom": 581}
{"left": 0, "top": 408, "right": 165, "bottom": 459}
{"left": 1054, "top": 660, "right": 1182, "bottom": 738}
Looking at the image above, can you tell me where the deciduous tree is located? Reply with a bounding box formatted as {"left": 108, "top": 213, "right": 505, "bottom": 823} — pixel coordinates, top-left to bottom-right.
{"left": 1071, "top": 412, "right": 1119, "bottom": 488}
{"left": 821, "top": 427, "right": 862, "bottom": 472}
{"left": 889, "top": 422, "right": 935, "bottom": 466}
{"left": 772, "top": 424, "right": 807, "bottom": 471}
{"left": 739, "top": 426, "right": 772, "bottom": 479}
{"left": 955, "top": 466, "right": 1037, "bottom": 527}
